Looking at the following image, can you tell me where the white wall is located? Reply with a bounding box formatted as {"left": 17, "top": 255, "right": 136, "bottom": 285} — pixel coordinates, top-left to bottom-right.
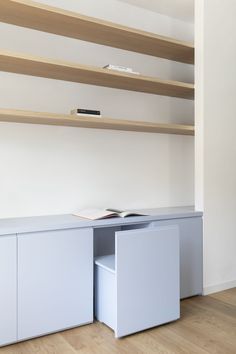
{"left": 195, "top": 0, "right": 236, "bottom": 294}
{"left": 0, "top": 0, "right": 194, "bottom": 218}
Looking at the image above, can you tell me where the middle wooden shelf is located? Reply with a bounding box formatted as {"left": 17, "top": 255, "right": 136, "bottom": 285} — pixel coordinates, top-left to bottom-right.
{"left": 0, "top": 51, "right": 194, "bottom": 99}
{"left": 0, "top": 109, "right": 194, "bottom": 135}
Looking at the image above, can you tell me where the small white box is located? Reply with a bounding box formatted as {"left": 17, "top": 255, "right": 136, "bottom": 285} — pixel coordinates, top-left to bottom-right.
{"left": 95, "top": 255, "right": 116, "bottom": 330}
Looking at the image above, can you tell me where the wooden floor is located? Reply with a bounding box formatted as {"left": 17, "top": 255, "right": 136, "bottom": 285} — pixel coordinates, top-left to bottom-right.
{"left": 2, "top": 288, "right": 236, "bottom": 354}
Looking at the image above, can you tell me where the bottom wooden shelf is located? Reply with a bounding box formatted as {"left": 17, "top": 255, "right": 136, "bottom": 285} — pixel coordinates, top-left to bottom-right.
{"left": 0, "top": 109, "right": 194, "bottom": 135}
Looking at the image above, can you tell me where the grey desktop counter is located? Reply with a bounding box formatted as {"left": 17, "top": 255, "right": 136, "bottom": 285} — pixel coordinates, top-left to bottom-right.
{"left": 0, "top": 206, "right": 202, "bottom": 235}
{"left": 0, "top": 206, "right": 203, "bottom": 345}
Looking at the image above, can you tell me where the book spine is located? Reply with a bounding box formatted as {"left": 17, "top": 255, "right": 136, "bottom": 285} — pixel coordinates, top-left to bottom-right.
{"left": 71, "top": 109, "right": 101, "bottom": 115}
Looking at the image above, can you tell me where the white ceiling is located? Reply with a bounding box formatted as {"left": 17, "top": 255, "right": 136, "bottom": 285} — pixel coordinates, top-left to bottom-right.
{"left": 118, "top": 0, "right": 194, "bottom": 23}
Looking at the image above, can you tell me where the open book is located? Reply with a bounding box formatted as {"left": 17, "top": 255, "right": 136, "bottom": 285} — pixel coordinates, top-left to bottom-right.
{"left": 73, "top": 208, "right": 146, "bottom": 220}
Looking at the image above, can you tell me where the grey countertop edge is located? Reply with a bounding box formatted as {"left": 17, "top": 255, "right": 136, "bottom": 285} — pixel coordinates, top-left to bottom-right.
{"left": 0, "top": 206, "right": 203, "bottom": 236}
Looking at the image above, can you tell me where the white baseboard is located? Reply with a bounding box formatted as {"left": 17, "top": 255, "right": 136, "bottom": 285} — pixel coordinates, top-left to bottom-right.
{"left": 203, "top": 279, "right": 236, "bottom": 295}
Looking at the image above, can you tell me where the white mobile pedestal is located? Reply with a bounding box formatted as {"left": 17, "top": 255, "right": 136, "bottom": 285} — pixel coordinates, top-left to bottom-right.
{"left": 95, "top": 226, "right": 180, "bottom": 337}
{"left": 95, "top": 226, "right": 180, "bottom": 338}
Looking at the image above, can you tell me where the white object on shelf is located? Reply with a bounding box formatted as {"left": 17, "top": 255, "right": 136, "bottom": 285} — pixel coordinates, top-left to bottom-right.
{"left": 103, "top": 64, "right": 140, "bottom": 75}
{"left": 73, "top": 113, "right": 102, "bottom": 118}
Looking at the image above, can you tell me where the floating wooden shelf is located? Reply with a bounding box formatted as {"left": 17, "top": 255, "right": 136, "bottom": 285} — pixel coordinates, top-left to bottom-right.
{"left": 0, "top": 109, "right": 194, "bottom": 135}
{"left": 0, "top": 0, "right": 194, "bottom": 64}
{"left": 0, "top": 51, "right": 194, "bottom": 99}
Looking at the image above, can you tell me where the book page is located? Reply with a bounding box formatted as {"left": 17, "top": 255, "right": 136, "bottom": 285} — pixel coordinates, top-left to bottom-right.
{"left": 119, "top": 211, "right": 146, "bottom": 218}
{"left": 73, "top": 208, "right": 117, "bottom": 220}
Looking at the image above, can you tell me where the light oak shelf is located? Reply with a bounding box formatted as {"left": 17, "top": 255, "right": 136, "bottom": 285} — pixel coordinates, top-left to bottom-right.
{"left": 0, "top": 109, "right": 194, "bottom": 135}
{"left": 0, "top": 0, "right": 194, "bottom": 64}
{"left": 0, "top": 51, "right": 194, "bottom": 99}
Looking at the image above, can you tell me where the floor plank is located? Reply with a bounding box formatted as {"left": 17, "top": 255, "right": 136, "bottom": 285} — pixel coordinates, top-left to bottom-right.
{"left": 210, "top": 287, "right": 236, "bottom": 307}
{"left": 1, "top": 288, "right": 235, "bottom": 354}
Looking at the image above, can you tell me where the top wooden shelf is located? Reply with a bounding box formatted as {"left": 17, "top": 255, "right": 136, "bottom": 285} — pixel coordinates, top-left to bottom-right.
{"left": 0, "top": 0, "right": 194, "bottom": 64}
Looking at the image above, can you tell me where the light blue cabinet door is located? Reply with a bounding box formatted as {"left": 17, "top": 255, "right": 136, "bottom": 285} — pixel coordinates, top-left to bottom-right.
{"left": 115, "top": 226, "right": 179, "bottom": 338}
{"left": 0, "top": 235, "right": 17, "bottom": 346}
{"left": 18, "top": 228, "right": 93, "bottom": 340}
